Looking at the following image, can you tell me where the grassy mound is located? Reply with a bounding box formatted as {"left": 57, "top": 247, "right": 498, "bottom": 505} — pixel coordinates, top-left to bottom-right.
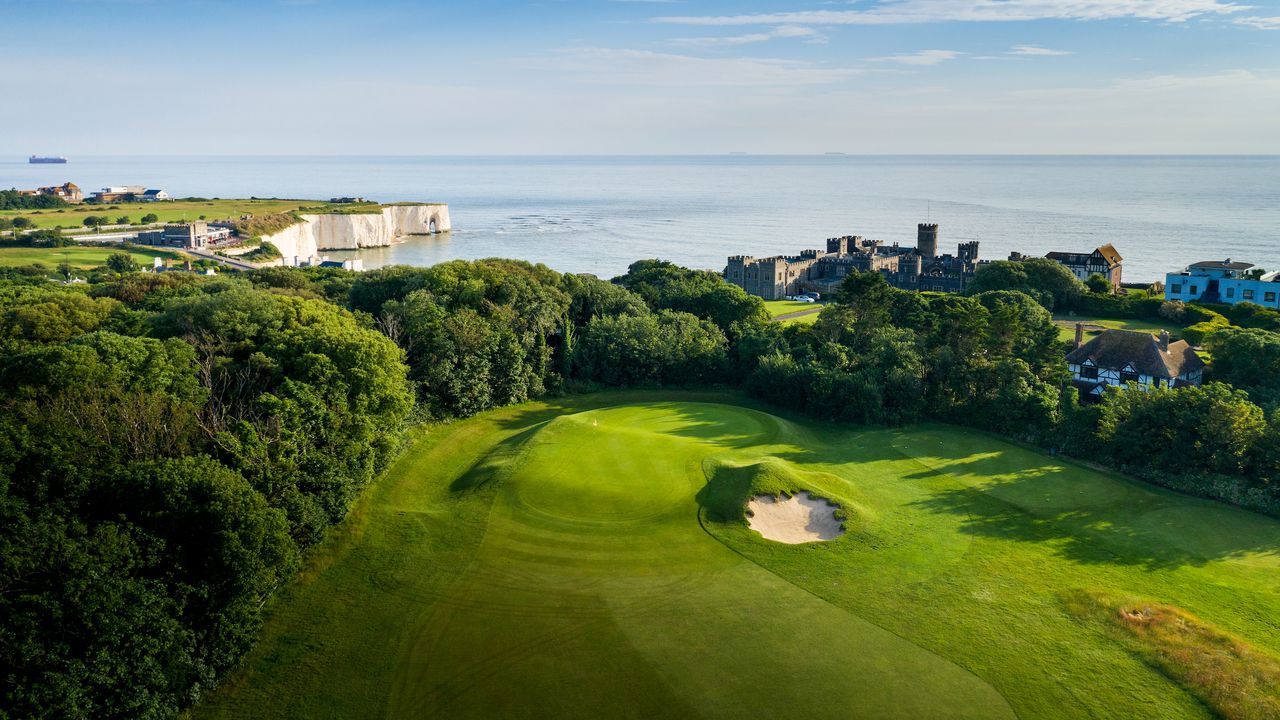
{"left": 231, "top": 212, "right": 303, "bottom": 241}
{"left": 699, "top": 457, "right": 857, "bottom": 526}
{"left": 1065, "top": 591, "right": 1280, "bottom": 720}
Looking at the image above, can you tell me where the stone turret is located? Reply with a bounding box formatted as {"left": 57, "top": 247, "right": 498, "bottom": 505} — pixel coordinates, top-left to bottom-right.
{"left": 917, "top": 223, "right": 938, "bottom": 259}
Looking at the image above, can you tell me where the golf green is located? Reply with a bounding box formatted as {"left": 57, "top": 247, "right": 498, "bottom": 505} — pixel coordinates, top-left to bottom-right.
{"left": 195, "top": 392, "right": 1280, "bottom": 719}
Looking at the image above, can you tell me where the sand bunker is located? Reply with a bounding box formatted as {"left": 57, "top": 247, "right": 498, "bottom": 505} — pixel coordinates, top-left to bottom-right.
{"left": 746, "top": 491, "right": 844, "bottom": 544}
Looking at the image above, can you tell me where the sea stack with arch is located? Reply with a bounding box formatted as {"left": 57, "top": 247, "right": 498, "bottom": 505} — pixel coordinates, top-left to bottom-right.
{"left": 261, "top": 203, "right": 451, "bottom": 264}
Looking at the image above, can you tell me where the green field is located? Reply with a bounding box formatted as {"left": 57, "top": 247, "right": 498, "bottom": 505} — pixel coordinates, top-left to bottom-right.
{"left": 0, "top": 245, "right": 181, "bottom": 269}
{"left": 0, "top": 198, "right": 368, "bottom": 231}
{"left": 1053, "top": 315, "right": 1183, "bottom": 344}
{"left": 195, "top": 392, "right": 1280, "bottom": 719}
{"left": 763, "top": 299, "right": 823, "bottom": 324}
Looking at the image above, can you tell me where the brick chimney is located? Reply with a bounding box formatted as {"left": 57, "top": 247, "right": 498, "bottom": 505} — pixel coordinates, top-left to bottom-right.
{"left": 1159, "top": 330, "right": 1170, "bottom": 352}
{"left": 1074, "top": 322, "right": 1084, "bottom": 350}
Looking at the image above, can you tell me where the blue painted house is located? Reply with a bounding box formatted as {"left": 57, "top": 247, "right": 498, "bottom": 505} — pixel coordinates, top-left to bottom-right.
{"left": 1165, "top": 259, "right": 1280, "bottom": 308}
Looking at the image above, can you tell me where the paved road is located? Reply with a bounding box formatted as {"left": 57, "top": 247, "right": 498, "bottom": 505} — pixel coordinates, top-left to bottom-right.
{"left": 770, "top": 307, "right": 824, "bottom": 322}
{"left": 185, "top": 247, "right": 260, "bottom": 271}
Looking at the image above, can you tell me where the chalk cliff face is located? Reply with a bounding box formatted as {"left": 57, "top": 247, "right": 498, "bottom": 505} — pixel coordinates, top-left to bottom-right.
{"left": 264, "top": 204, "right": 450, "bottom": 261}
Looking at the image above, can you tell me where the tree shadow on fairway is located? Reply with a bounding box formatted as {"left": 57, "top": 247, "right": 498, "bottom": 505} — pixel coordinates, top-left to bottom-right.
{"left": 487, "top": 400, "right": 582, "bottom": 433}
{"left": 775, "top": 427, "right": 1280, "bottom": 570}
{"left": 450, "top": 424, "right": 545, "bottom": 493}
{"left": 638, "top": 401, "right": 778, "bottom": 449}
{"left": 898, "top": 446, "right": 1280, "bottom": 571}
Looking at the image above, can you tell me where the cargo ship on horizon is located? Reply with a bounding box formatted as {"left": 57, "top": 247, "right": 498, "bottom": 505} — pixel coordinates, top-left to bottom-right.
{"left": 29, "top": 155, "right": 68, "bottom": 164}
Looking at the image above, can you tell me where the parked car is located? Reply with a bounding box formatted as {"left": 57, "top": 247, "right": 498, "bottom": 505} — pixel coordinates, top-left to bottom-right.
{"left": 802, "top": 292, "right": 821, "bottom": 301}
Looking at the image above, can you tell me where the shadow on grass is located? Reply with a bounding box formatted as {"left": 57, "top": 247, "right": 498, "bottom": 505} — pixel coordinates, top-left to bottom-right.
{"left": 448, "top": 420, "right": 553, "bottom": 493}
{"left": 906, "top": 478, "right": 1280, "bottom": 570}
{"left": 777, "top": 428, "right": 1280, "bottom": 570}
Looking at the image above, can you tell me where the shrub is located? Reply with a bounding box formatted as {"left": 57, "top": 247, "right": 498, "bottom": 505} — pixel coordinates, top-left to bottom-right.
{"left": 1182, "top": 318, "right": 1229, "bottom": 345}
{"left": 1159, "top": 300, "right": 1186, "bottom": 322}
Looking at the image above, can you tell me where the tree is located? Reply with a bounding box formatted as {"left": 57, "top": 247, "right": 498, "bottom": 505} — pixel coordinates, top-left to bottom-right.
{"left": 115, "top": 215, "right": 131, "bottom": 226}
{"left": 574, "top": 309, "right": 727, "bottom": 386}
{"left": 12, "top": 216, "right": 33, "bottom": 229}
{"left": 26, "top": 228, "right": 71, "bottom": 248}
{"left": 140, "top": 213, "right": 158, "bottom": 224}
{"left": 1206, "top": 327, "right": 1280, "bottom": 409}
{"left": 831, "top": 271, "right": 893, "bottom": 332}
{"left": 1096, "top": 383, "right": 1267, "bottom": 478}
{"left": 613, "top": 259, "right": 769, "bottom": 336}
{"left": 966, "top": 258, "right": 1085, "bottom": 311}
{"left": 106, "top": 252, "right": 140, "bottom": 274}
{"left": 83, "top": 216, "right": 109, "bottom": 232}
{"left": 1085, "top": 273, "right": 1111, "bottom": 294}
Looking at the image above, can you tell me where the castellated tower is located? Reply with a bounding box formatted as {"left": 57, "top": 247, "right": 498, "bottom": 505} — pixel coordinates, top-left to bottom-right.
{"left": 917, "top": 223, "right": 939, "bottom": 259}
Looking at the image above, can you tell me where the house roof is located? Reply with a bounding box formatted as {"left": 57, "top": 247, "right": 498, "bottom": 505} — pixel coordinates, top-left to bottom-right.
{"left": 1066, "top": 329, "right": 1205, "bottom": 379}
{"left": 1096, "top": 243, "right": 1122, "bottom": 264}
{"left": 1046, "top": 244, "right": 1123, "bottom": 267}
{"left": 1045, "top": 251, "right": 1087, "bottom": 263}
{"left": 1189, "top": 260, "right": 1254, "bottom": 271}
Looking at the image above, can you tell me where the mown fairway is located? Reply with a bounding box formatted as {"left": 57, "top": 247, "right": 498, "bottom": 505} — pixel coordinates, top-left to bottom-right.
{"left": 763, "top": 299, "right": 823, "bottom": 324}
{"left": 0, "top": 245, "right": 180, "bottom": 268}
{"left": 195, "top": 392, "right": 1280, "bottom": 719}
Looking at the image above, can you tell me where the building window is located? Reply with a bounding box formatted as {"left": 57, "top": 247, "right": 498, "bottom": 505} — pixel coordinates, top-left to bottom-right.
{"left": 1081, "top": 366, "right": 1098, "bottom": 380}
{"left": 1121, "top": 371, "right": 1140, "bottom": 384}
{"left": 1244, "top": 289, "right": 1255, "bottom": 300}
{"left": 1226, "top": 288, "right": 1235, "bottom": 299}
{"left": 1170, "top": 284, "right": 1181, "bottom": 294}
{"left": 1189, "top": 285, "right": 1198, "bottom": 295}
{"left": 1266, "top": 292, "right": 1277, "bottom": 303}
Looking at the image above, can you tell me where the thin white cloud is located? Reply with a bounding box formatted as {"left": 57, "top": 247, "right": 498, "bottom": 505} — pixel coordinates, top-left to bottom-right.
{"left": 672, "top": 25, "right": 823, "bottom": 47}
{"left": 870, "top": 49, "right": 964, "bottom": 65}
{"left": 1008, "top": 44, "right": 1072, "bottom": 55}
{"left": 1233, "top": 15, "right": 1280, "bottom": 28}
{"left": 548, "top": 48, "right": 862, "bottom": 86}
{"left": 654, "top": 0, "right": 1247, "bottom": 26}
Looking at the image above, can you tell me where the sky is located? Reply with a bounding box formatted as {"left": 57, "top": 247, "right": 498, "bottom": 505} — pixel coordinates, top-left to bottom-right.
{"left": 1, "top": 0, "right": 1278, "bottom": 154}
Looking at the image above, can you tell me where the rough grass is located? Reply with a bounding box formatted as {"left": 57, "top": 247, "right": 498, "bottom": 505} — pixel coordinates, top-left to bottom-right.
{"left": 1064, "top": 590, "right": 1280, "bottom": 720}
{"left": 233, "top": 242, "right": 283, "bottom": 263}
{"left": 230, "top": 212, "right": 303, "bottom": 240}
{"left": 195, "top": 392, "right": 1280, "bottom": 720}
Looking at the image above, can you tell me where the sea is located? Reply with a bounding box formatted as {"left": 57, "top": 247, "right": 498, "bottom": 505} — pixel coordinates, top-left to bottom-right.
{"left": 5, "top": 155, "right": 1278, "bottom": 283}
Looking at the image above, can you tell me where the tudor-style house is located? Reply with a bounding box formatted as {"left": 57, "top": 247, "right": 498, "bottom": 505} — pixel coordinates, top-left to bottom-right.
{"left": 1065, "top": 326, "right": 1204, "bottom": 401}
{"left": 1010, "top": 244, "right": 1124, "bottom": 289}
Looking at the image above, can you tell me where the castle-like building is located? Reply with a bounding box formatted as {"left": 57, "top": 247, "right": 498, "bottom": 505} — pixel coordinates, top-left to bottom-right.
{"left": 724, "top": 224, "right": 983, "bottom": 300}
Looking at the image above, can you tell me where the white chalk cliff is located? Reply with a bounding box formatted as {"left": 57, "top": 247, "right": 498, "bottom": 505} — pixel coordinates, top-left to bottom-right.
{"left": 263, "top": 204, "right": 450, "bottom": 261}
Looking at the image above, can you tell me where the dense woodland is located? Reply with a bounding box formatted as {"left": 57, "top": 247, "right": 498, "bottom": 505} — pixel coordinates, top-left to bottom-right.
{"left": 2, "top": 255, "right": 1279, "bottom": 718}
